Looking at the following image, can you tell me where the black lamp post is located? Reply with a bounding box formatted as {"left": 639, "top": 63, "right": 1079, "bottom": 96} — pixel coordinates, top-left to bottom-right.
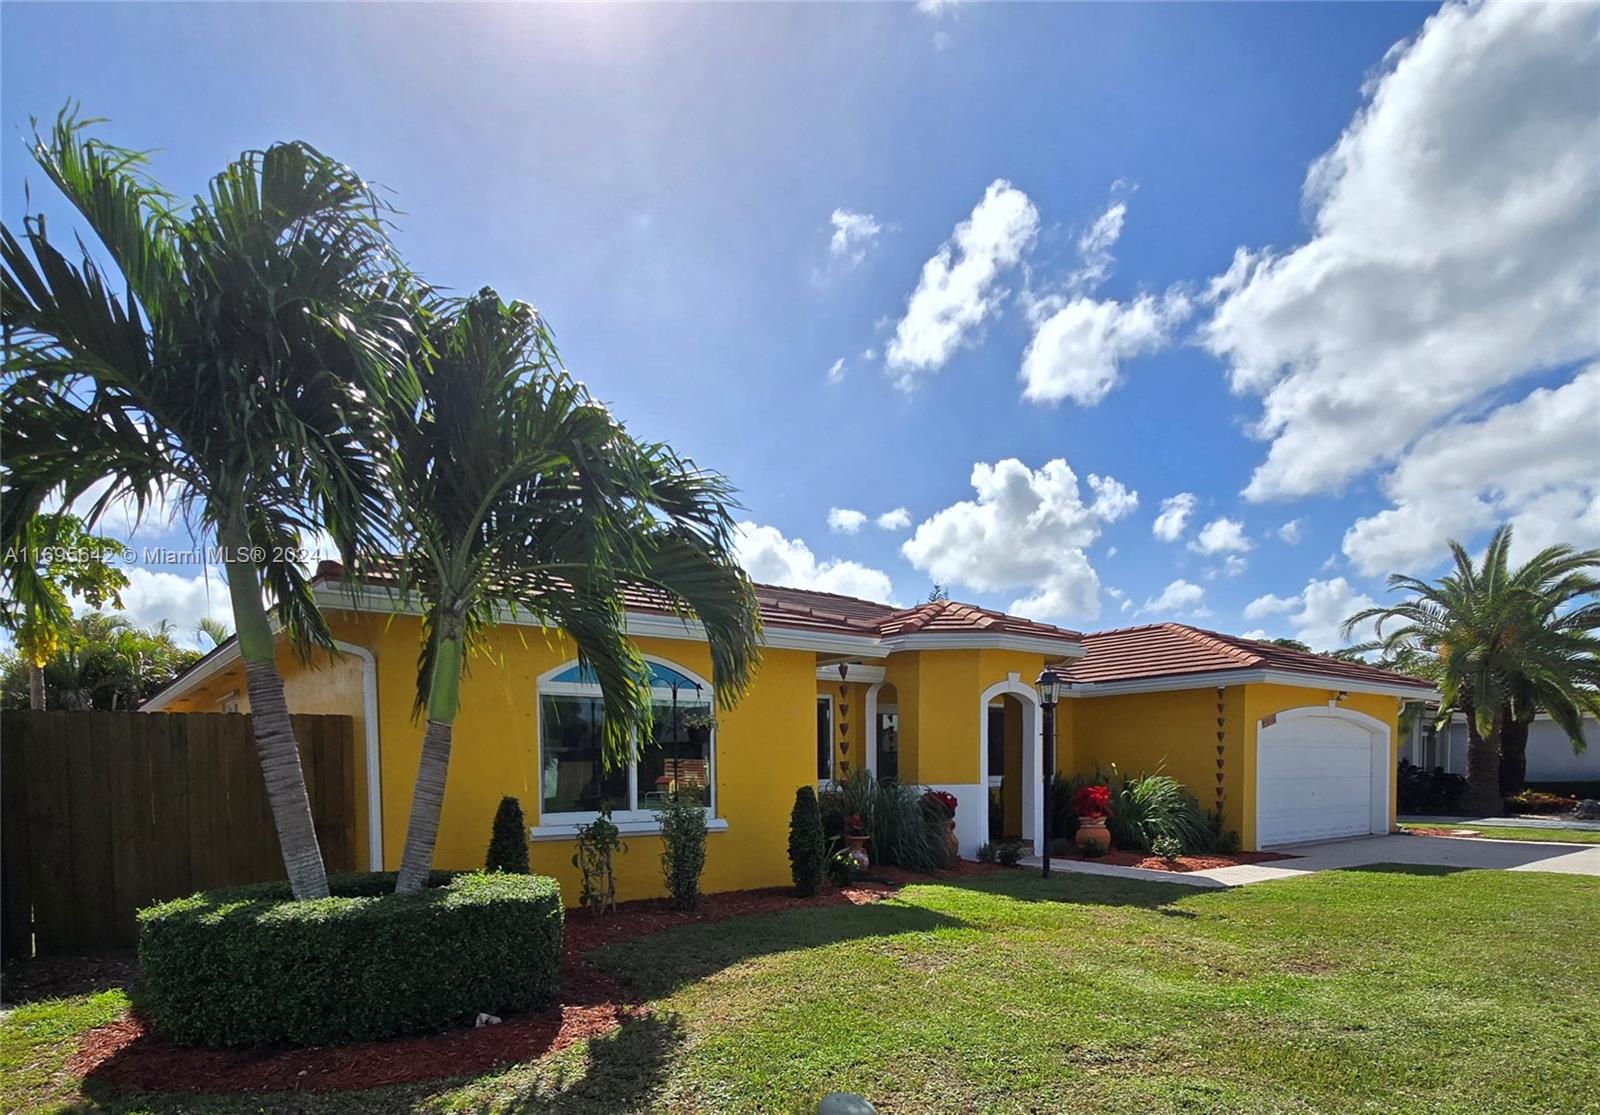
{"left": 1035, "top": 668, "right": 1064, "bottom": 879}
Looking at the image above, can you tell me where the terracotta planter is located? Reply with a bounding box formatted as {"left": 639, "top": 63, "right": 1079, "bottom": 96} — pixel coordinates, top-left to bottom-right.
{"left": 945, "top": 818, "right": 959, "bottom": 859}
{"left": 846, "top": 834, "right": 871, "bottom": 870}
{"left": 1075, "top": 816, "right": 1111, "bottom": 851}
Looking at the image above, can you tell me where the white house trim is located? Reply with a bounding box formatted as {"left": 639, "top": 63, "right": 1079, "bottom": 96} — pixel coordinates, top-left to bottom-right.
{"left": 1255, "top": 704, "right": 1392, "bottom": 847}
{"left": 863, "top": 682, "right": 882, "bottom": 778}
{"left": 1048, "top": 665, "right": 1436, "bottom": 702}
{"left": 977, "top": 677, "right": 1043, "bottom": 857}
{"left": 816, "top": 663, "right": 887, "bottom": 684}
{"left": 888, "top": 633, "right": 1085, "bottom": 657}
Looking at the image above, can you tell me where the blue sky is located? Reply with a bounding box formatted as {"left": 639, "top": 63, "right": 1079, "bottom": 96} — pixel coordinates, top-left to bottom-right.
{"left": 4, "top": 2, "right": 1596, "bottom": 649}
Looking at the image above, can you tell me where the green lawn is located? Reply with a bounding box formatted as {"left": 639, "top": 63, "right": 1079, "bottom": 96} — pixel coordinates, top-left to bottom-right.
{"left": 9, "top": 867, "right": 1598, "bottom": 1114}
{"left": 1399, "top": 821, "right": 1600, "bottom": 844}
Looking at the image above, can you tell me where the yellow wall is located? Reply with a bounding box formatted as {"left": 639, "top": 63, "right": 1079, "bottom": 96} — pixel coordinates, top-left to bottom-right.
{"left": 1239, "top": 684, "right": 1401, "bottom": 849}
{"left": 1066, "top": 682, "right": 1403, "bottom": 850}
{"left": 173, "top": 613, "right": 817, "bottom": 905}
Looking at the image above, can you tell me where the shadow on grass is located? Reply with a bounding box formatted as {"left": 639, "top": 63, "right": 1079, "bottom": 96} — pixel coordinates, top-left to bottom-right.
{"left": 1336, "top": 862, "right": 1469, "bottom": 878}
{"left": 937, "top": 868, "right": 1205, "bottom": 916}
{"left": 590, "top": 898, "right": 970, "bottom": 999}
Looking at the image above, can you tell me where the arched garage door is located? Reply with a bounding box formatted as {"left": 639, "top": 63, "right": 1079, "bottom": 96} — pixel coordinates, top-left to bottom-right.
{"left": 1256, "top": 708, "right": 1390, "bottom": 847}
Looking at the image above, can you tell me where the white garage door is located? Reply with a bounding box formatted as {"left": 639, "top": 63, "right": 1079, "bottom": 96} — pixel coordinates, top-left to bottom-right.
{"left": 1257, "top": 712, "right": 1383, "bottom": 846}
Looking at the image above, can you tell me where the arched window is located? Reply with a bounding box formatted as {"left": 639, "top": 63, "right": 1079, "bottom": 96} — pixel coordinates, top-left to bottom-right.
{"left": 537, "top": 657, "right": 715, "bottom": 823}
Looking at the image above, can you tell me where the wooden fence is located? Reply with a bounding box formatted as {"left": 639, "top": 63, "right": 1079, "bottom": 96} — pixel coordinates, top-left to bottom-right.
{"left": 2, "top": 710, "right": 356, "bottom": 958}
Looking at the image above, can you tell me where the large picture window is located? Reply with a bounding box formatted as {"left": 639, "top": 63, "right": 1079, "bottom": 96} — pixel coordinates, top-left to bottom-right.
{"left": 539, "top": 659, "right": 715, "bottom": 823}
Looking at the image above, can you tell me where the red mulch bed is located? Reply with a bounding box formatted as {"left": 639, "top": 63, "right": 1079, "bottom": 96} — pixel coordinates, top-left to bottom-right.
{"left": 1053, "top": 848, "right": 1296, "bottom": 873}
{"left": 68, "top": 867, "right": 993, "bottom": 1097}
{"left": 1405, "top": 826, "right": 1484, "bottom": 838}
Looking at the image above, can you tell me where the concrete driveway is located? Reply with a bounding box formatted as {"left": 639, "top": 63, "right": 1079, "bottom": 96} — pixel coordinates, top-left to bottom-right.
{"left": 1024, "top": 832, "right": 1600, "bottom": 889}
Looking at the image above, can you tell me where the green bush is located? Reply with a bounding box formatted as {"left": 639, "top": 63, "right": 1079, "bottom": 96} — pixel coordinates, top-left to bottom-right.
{"left": 135, "top": 871, "right": 562, "bottom": 1047}
{"left": 1049, "top": 772, "right": 1080, "bottom": 841}
{"left": 818, "top": 770, "right": 954, "bottom": 872}
{"left": 994, "top": 840, "right": 1027, "bottom": 867}
{"left": 1100, "top": 767, "right": 1215, "bottom": 853}
{"left": 1151, "top": 834, "right": 1184, "bottom": 861}
{"left": 656, "top": 790, "right": 708, "bottom": 911}
{"left": 485, "top": 795, "right": 531, "bottom": 874}
{"left": 976, "top": 841, "right": 997, "bottom": 864}
{"left": 788, "top": 786, "right": 826, "bottom": 896}
{"left": 1079, "top": 837, "right": 1107, "bottom": 858}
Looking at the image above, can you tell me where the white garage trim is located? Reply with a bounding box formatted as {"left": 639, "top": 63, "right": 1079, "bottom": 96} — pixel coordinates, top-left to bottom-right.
{"left": 1256, "top": 706, "right": 1390, "bottom": 848}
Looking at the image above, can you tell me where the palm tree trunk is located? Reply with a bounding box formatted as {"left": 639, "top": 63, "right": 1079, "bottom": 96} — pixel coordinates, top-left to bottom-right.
{"left": 395, "top": 718, "right": 456, "bottom": 893}
{"left": 28, "top": 663, "right": 45, "bottom": 710}
{"left": 1499, "top": 710, "right": 1530, "bottom": 797}
{"left": 222, "top": 520, "right": 329, "bottom": 900}
{"left": 1460, "top": 700, "right": 1504, "bottom": 817}
{"left": 395, "top": 615, "right": 465, "bottom": 894}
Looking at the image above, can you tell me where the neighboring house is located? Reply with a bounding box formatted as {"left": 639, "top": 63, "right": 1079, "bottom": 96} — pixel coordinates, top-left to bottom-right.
{"left": 144, "top": 566, "right": 1435, "bottom": 902}
{"left": 1403, "top": 713, "right": 1600, "bottom": 784}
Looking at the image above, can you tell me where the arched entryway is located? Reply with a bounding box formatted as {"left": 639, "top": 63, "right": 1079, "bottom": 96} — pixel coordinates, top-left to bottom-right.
{"left": 978, "top": 678, "right": 1042, "bottom": 855}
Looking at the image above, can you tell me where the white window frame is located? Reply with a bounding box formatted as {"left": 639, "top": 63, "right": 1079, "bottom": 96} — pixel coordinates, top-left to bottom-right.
{"left": 817, "top": 693, "right": 835, "bottom": 789}
{"left": 532, "top": 655, "right": 721, "bottom": 838}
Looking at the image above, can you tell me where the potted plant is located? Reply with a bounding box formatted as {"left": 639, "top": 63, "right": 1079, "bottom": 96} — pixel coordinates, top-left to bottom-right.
{"left": 922, "top": 789, "right": 960, "bottom": 859}
{"left": 844, "top": 813, "right": 871, "bottom": 870}
{"left": 1071, "top": 784, "right": 1112, "bottom": 852}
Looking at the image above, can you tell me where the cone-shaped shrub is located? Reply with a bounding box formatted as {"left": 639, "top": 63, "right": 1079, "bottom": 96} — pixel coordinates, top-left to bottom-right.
{"left": 486, "top": 796, "right": 531, "bottom": 874}
{"left": 788, "top": 785, "right": 825, "bottom": 896}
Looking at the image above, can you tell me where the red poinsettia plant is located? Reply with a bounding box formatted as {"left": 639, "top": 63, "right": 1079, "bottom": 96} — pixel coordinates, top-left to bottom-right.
{"left": 1071, "top": 783, "right": 1111, "bottom": 820}
{"left": 845, "top": 813, "right": 867, "bottom": 836}
{"left": 922, "top": 789, "right": 959, "bottom": 818}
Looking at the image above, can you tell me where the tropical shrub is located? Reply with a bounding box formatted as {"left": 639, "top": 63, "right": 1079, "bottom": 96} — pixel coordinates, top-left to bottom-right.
{"left": 1207, "top": 809, "right": 1242, "bottom": 854}
{"left": 1049, "top": 773, "right": 1080, "bottom": 840}
{"left": 656, "top": 790, "right": 708, "bottom": 911}
{"left": 1397, "top": 759, "right": 1469, "bottom": 815}
{"left": 1079, "top": 837, "right": 1108, "bottom": 858}
{"left": 788, "top": 786, "right": 826, "bottom": 897}
{"left": 135, "top": 872, "right": 562, "bottom": 1047}
{"left": 1151, "top": 835, "right": 1184, "bottom": 862}
{"left": 1103, "top": 768, "right": 1214, "bottom": 853}
{"left": 572, "top": 804, "right": 625, "bottom": 915}
{"left": 485, "top": 796, "right": 530, "bottom": 874}
{"left": 994, "top": 840, "right": 1027, "bottom": 867}
{"left": 819, "top": 770, "right": 954, "bottom": 871}
{"left": 1503, "top": 789, "right": 1577, "bottom": 815}
{"left": 976, "top": 841, "right": 998, "bottom": 864}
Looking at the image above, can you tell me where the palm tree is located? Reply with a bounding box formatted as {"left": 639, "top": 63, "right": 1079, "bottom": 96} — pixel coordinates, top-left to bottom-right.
{"left": 1344, "top": 526, "right": 1600, "bottom": 814}
{"left": 386, "top": 288, "right": 762, "bottom": 894}
{"left": 1, "top": 111, "right": 405, "bottom": 898}
{"left": 195, "top": 616, "right": 232, "bottom": 649}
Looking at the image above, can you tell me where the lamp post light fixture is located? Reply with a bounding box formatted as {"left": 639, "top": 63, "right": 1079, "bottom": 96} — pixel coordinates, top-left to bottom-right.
{"left": 1035, "top": 667, "right": 1066, "bottom": 879}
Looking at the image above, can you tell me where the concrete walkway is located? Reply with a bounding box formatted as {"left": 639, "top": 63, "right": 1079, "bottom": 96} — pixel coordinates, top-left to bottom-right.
{"left": 1021, "top": 832, "right": 1600, "bottom": 889}
{"left": 1399, "top": 813, "right": 1600, "bottom": 832}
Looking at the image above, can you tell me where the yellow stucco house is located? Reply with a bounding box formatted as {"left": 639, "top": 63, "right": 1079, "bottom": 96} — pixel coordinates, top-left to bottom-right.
{"left": 145, "top": 566, "right": 1435, "bottom": 903}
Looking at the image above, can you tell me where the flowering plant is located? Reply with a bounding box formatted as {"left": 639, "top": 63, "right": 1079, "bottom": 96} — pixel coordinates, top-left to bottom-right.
{"left": 845, "top": 813, "right": 867, "bottom": 836}
{"left": 1070, "top": 783, "right": 1111, "bottom": 820}
{"left": 922, "top": 789, "right": 959, "bottom": 818}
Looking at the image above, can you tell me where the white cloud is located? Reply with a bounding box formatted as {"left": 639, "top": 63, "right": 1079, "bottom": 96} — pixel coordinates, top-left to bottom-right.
{"left": 915, "top": 0, "right": 959, "bottom": 13}
{"left": 1189, "top": 517, "right": 1253, "bottom": 555}
{"left": 1277, "top": 518, "right": 1305, "bottom": 544}
{"left": 827, "top": 507, "right": 867, "bottom": 535}
{"left": 735, "top": 522, "right": 895, "bottom": 603}
{"left": 1019, "top": 292, "right": 1190, "bottom": 407}
{"left": 828, "top": 209, "right": 882, "bottom": 267}
{"left": 1239, "top": 577, "right": 1377, "bottom": 652}
{"left": 1287, "top": 577, "right": 1376, "bottom": 652}
{"left": 875, "top": 507, "right": 912, "bottom": 531}
{"left": 1243, "top": 592, "right": 1299, "bottom": 621}
{"left": 1241, "top": 628, "right": 1268, "bottom": 641}
{"left": 74, "top": 566, "right": 234, "bottom": 649}
{"left": 885, "top": 180, "right": 1039, "bottom": 387}
{"left": 1143, "top": 579, "right": 1205, "bottom": 616}
{"left": 1342, "top": 366, "right": 1600, "bottom": 575}
{"left": 1151, "top": 492, "right": 1196, "bottom": 543}
{"left": 48, "top": 477, "right": 185, "bottom": 541}
{"left": 826, "top": 357, "right": 847, "bottom": 384}
{"left": 900, "top": 457, "right": 1135, "bottom": 622}
{"left": 1202, "top": 2, "right": 1600, "bottom": 502}
{"left": 1222, "top": 554, "right": 1248, "bottom": 578}
{"left": 1074, "top": 201, "right": 1127, "bottom": 292}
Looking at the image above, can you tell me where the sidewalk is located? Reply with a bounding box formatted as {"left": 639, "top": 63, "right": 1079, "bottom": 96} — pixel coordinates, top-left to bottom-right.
{"left": 1399, "top": 814, "right": 1600, "bottom": 832}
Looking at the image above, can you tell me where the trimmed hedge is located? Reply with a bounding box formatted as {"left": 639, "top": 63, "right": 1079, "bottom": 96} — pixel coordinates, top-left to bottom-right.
{"left": 135, "top": 871, "right": 563, "bottom": 1047}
